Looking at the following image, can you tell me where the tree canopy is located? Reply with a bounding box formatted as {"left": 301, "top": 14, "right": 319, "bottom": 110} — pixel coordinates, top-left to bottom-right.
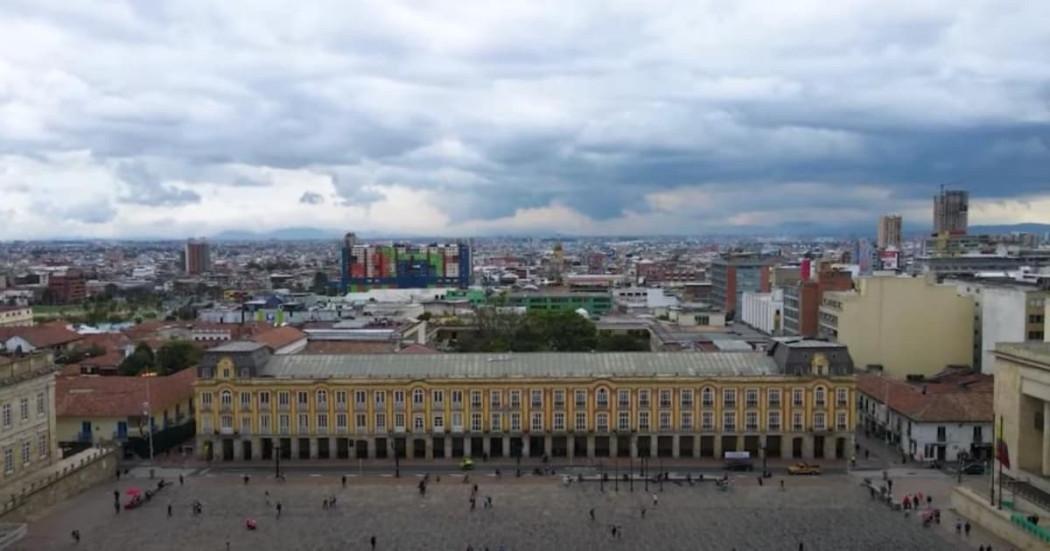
{"left": 454, "top": 310, "right": 649, "bottom": 352}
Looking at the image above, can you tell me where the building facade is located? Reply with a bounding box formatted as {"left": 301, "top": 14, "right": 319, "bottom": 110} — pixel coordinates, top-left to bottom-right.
{"left": 195, "top": 341, "right": 857, "bottom": 463}
{"left": 877, "top": 215, "right": 903, "bottom": 249}
{"left": 0, "top": 354, "right": 59, "bottom": 485}
{"left": 993, "top": 342, "right": 1050, "bottom": 493}
{"left": 505, "top": 292, "right": 613, "bottom": 316}
{"left": 952, "top": 279, "right": 1049, "bottom": 373}
{"left": 46, "top": 271, "right": 86, "bottom": 304}
{"left": 0, "top": 306, "right": 33, "bottom": 328}
{"left": 782, "top": 268, "right": 853, "bottom": 338}
{"left": 740, "top": 290, "right": 783, "bottom": 335}
{"left": 933, "top": 188, "right": 969, "bottom": 236}
{"left": 819, "top": 275, "right": 974, "bottom": 378}
{"left": 710, "top": 254, "right": 773, "bottom": 321}
{"left": 185, "top": 239, "right": 211, "bottom": 275}
{"left": 339, "top": 233, "right": 470, "bottom": 293}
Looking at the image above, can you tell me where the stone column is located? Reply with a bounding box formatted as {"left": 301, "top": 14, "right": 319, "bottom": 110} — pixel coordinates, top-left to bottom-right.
{"left": 425, "top": 436, "right": 434, "bottom": 460}
{"left": 309, "top": 438, "right": 319, "bottom": 459}
{"left": 630, "top": 435, "right": 638, "bottom": 458}
{"left": 253, "top": 437, "right": 263, "bottom": 460}
{"left": 290, "top": 437, "right": 300, "bottom": 460}
{"left": 367, "top": 437, "right": 376, "bottom": 459}
{"left": 445, "top": 436, "right": 452, "bottom": 459}
{"left": 713, "top": 435, "right": 723, "bottom": 460}
{"left": 672, "top": 435, "right": 680, "bottom": 459}
{"left": 568, "top": 435, "right": 576, "bottom": 461}
{"left": 586, "top": 435, "right": 595, "bottom": 458}
{"left": 483, "top": 436, "right": 491, "bottom": 456}
{"left": 544, "top": 435, "right": 552, "bottom": 458}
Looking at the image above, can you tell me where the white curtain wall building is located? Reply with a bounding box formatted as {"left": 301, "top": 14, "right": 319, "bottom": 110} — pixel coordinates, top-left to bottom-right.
{"left": 740, "top": 290, "right": 783, "bottom": 335}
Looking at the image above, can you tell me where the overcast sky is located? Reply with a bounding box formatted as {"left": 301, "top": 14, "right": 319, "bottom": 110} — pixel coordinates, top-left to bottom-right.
{"left": 1, "top": 1, "right": 1049, "bottom": 239}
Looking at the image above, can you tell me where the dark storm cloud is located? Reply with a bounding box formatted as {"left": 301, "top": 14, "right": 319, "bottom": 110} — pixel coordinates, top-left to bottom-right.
{"left": 1, "top": 1, "right": 1049, "bottom": 236}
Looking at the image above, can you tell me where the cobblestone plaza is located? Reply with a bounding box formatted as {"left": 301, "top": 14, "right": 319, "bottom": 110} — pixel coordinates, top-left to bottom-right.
{"left": 19, "top": 471, "right": 964, "bottom": 550}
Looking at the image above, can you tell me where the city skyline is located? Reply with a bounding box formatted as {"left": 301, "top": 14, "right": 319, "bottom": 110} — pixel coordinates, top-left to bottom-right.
{"left": 1, "top": 1, "right": 1049, "bottom": 240}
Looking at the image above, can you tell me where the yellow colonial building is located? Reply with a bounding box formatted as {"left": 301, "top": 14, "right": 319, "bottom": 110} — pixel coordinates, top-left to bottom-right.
{"left": 194, "top": 340, "right": 856, "bottom": 463}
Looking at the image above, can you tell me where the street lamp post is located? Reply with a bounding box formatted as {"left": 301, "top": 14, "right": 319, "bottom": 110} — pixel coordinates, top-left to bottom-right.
{"left": 142, "top": 369, "right": 154, "bottom": 463}
{"left": 392, "top": 440, "right": 401, "bottom": 478}
{"left": 659, "top": 458, "right": 664, "bottom": 492}
{"left": 629, "top": 457, "right": 634, "bottom": 492}
{"left": 274, "top": 444, "right": 281, "bottom": 479}
{"left": 615, "top": 460, "right": 619, "bottom": 492}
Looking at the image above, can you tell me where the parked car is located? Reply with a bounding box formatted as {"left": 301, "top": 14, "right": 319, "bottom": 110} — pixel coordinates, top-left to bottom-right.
{"left": 960, "top": 463, "right": 985, "bottom": 475}
{"left": 788, "top": 463, "right": 822, "bottom": 475}
{"left": 460, "top": 457, "right": 474, "bottom": 471}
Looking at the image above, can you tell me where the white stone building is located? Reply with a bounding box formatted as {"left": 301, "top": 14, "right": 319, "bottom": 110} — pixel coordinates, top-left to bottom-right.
{"left": 740, "top": 290, "right": 784, "bottom": 335}
{"left": 0, "top": 354, "right": 59, "bottom": 486}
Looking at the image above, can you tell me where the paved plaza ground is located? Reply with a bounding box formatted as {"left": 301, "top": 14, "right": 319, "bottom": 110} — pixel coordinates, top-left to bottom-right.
{"left": 15, "top": 468, "right": 995, "bottom": 551}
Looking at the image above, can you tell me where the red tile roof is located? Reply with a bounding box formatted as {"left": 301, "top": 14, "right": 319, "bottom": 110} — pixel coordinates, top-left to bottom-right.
{"left": 56, "top": 368, "right": 196, "bottom": 418}
{"left": 857, "top": 373, "right": 993, "bottom": 423}
{"left": 252, "top": 326, "right": 307, "bottom": 351}
{"left": 0, "top": 325, "right": 82, "bottom": 348}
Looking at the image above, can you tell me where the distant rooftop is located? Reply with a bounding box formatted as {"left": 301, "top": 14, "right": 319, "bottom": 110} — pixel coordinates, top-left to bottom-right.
{"left": 209, "top": 341, "right": 267, "bottom": 353}
{"left": 995, "top": 341, "right": 1050, "bottom": 367}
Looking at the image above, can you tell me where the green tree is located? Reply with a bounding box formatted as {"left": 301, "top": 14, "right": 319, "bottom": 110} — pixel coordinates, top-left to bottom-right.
{"left": 155, "top": 340, "right": 201, "bottom": 375}
{"left": 311, "top": 271, "right": 330, "bottom": 294}
{"left": 119, "top": 343, "right": 155, "bottom": 376}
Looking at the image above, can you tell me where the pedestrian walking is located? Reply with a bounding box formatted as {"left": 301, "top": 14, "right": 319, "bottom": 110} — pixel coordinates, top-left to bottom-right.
{"left": 243, "top": 475, "right": 250, "bottom": 485}
{"left": 641, "top": 507, "right": 646, "bottom": 519}
{"left": 370, "top": 535, "right": 376, "bottom": 550}
{"left": 964, "top": 521, "right": 971, "bottom": 536}
{"left": 113, "top": 489, "right": 119, "bottom": 502}
{"left": 912, "top": 495, "right": 919, "bottom": 509}
{"left": 179, "top": 474, "right": 184, "bottom": 486}
{"left": 485, "top": 496, "right": 492, "bottom": 508}
{"left": 589, "top": 508, "right": 595, "bottom": 521}
{"left": 850, "top": 455, "right": 857, "bottom": 469}
{"left": 226, "top": 541, "right": 230, "bottom": 551}
{"left": 71, "top": 530, "right": 80, "bottom": 544}
{"left": 114, "top": 501, "right": 120, "bottom": 514}
{"left": 610, "top": 525, "right": 617, "bottom": 538}
{"left": 652, "top": 494, "right": 658, "bottom": 506}
{"left": 276, "top": 501, "right": 282, "bottom": 519}
{"left": 470, "top": 497, "right": 476, "bottom": 511}
{"left": 323, "top": 498, "right": 329, "bottom": 510}
{"left": 342, "top": 475, "right": 347, "bottom": 488}
{"left": 864, "top": 449, "right": 870, "bottom": 459}
{"left": 167, "top": 503, "right": 172, "bottom": 517}
{"left": 780, "top": 479, "right": 785, "bottom": 491}
{"left": 757, "top": 476, "right": 763, "bottom": 486}
{"left": 955, "top": 520, "right": 962, "bottom": 534}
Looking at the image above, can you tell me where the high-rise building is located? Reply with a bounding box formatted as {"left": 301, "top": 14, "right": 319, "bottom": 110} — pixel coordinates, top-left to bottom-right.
{"left": 339, "top": 232, "right": 470, "bottom": 293}
{"left": 933, "top": 188, "right": 968, "bottom": 236}
{"left": 46, "top": 270, "right": 86, "bottom": 304}
{"left": 877, "top": 215, "right": 902, "bottom": 249}
{"left": 709, "top": 254, "right": 773, "bottom": 320}
{"left": 185, "top": 238, "right": 211, "bottom": 275}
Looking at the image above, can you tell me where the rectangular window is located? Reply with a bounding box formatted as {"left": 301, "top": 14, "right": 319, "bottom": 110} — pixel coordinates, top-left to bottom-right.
{"left": 723, "top": 411, "right": 736, "bottom": 432}
{"left": 836, "top": 412, "right": 848, "bottom": 431}
{"left": 19, "top": 398, "right": 28, "bottom": 421}
{"left": 768, "top": 389, "right": 781, "bottom": 408}
{"left": 395, "top": 413, "right": 406, "bottom": 430}
{"left": 745, "top": 411, "right": 758, "bottom": 431}
{"left": 3, "top": 448, "right": 12, "bottom": 474}
{"left": 702, "top": 388, "right": 714, "bottom": 408}
{"left": 618, "top": 411, "right": 630, "bottom": 430}
{"left": 638, "top": 390, "right": 650, "bottom": 408}
{"left": 240, "top": 392, "right": 251, "bottom": 409}
{"left": 836, "top": 388, "right": 848, "bottom": 407}
{"left": 575, "top": 390, "right": 587, "bottom": 408}
{"left": 681, "top": 411, "right": 693, "bottom": 430}
{"left": 471, "top": 413, "right": 483, "bottom": 432}
{"left": 814, "top": 412, "right": 826, "bottom": 431}
{"left": 297, "top": 391, "right": 308, "bottom": 407}
{"left": 412, "top": 389, "right": 423, "bottom": 405}
{"left": 511, "top": 413, "right": 522, "bottom": 431}
{"left": 553, "top": 389, "right": 565, "bottom": 408}
{"left": 596, "top": 413, "right": 609, "bottom": 432}
{"left": 451, "top": 390, "right": 463, "bottom": 405}
{"left": 355, "top": 391, "right": 366, "bottom": 405}
{"left": 20, "top": 441, "right": 29, "bottom": 465}
{"left": 37, "top": 433, "right": 48, "bottom": 458}
{"left": 375, "top": 391, "right": 387, "bottom": 408}
{"left": 723, "top": 389, "right": 737, "bottom": 408}
{"left": 36, "top": 392, "right": 45, "bottom": 416}
{"left": 221, "top": 415, "right": 233, "bottom": 430}
{"left": 432, "top": 390, "right": 444, "bottom": 405}
{"left": 530, "top": 412, "right": 543, "bottom": 431}
{"left": 471, "top": 391, "right": 482, "bottom": 408}
{"left": 638, "top": 411, "right": 650, "bottom": 431}
{"left": 510, "top": 390, "right": 521, "bottom": 408}
{"left": 745, "top": 389, "right": 758, "bottom": 409}
{"left": 317, "top": 414, "right": 328, "bottom": 432}
{"left": 659, "top": 411, "right": 671, "bottom": 431}
{"left": 375, "top": 413, "right": 387, "bottom": 431}
{"left": 280, "top": 414, "right": 291, "bottom": 434}
{"left": 202, "top": 415, "right": 213, "bottom": 433}
{"left": 1, "top": 404, "right": 10, "bottom": 428}
{"left": 259, "top": 392, "right": 271, "bottom": 407}
{"left": 768, "top": 411, "right": 781, "bottom": 431}
{"left": 452, "top": 412, "right": 463, "bottom": 430}
{"left": 575, "top": 412, "right": 587, "bottom": 431}
{"left": 681, "top": 389, "right": 693, "bottom": 408}
{"left": 241, "top": 416, "right": 252, "bottom": 434}
{"left": 531, "top": 390, "right": 543, "bottom": 408}
{"left": 394, "top": 390, "right": 405, "bottom": 405}
{"left": 297, "top": 414, "right": 309, "bottom": 432}
{"left": 336, "top": 413, "right": 347, "bottom": 430}
{"left": 200, "top": 394, "right": 213, "bottom": 409}
{"left": 433, "top": 415, "right": 444, "bottom": 429}
{"left": 553, "top": 412, "right": 565, "bottom": 431}
{"left": 490, "top": 390, "right": 502, "bottom": 408}
{"left": 414, "top": 415, "right": 425, "bottom": 431}
{"left": 792, "top": 412, "right": 803, "bottom": 431}
{"left": 490, "top": 413, "right": 502, "bottom": 432}
{"left": 356, "top": 414, "right": 367, "bottom": 430}
{"left": 336, "top": 391, "right": 347, "bottom": 405}
{"left": 659, "top": 390, "right": 672, "bottom": 408}
{"left": 814, "top": 388, "right": 826, "bottom": 408}
{"left": 702, "top": 411, "right": 714, "bottom": 430}
{"left": 260, "top": 414, "right": 271, "bottom": 433}
{"left": 277, "top": 392, "right": 289, "bottom": 407}
{"left": 792, "top": 389, "right": 803, "bottom": 407}
{"left": 618, "top": 390, "right": 630, "bottom": 408}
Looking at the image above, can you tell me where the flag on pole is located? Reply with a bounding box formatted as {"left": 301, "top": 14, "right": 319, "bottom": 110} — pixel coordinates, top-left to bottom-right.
{"left": 995, "top": 417, "right": 1010, "bottom": 469}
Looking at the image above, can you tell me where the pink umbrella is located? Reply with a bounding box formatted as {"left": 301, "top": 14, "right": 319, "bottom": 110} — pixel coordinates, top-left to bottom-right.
{"left": 125, "top": 487, "right": 142, "bottom": 496}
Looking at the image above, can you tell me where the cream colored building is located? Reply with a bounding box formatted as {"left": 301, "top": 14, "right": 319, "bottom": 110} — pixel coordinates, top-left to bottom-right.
{"left": 819, "top": 275, "right": 974, "bottom": 378}
{"left": 0, "top": 354, "right": 59, "bottom": 486}
{"left": 0, "top": 306, "right": 32, "bottom": 328}
{"left": 993, "top": 342, "right": 1050, "bottom": 495}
